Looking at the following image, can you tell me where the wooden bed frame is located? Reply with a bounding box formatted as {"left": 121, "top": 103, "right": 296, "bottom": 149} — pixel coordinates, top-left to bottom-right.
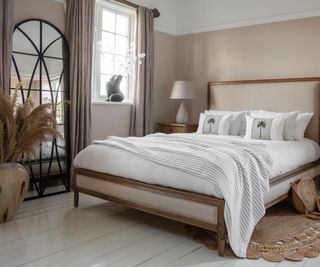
{"left": 73, "top": 77, "right": 320, "bottom": 256}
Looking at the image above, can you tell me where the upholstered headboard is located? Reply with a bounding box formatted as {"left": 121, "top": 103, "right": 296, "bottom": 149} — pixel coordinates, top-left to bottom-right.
{"left": 207, "top": 78, "right": 320, "bottom": 143}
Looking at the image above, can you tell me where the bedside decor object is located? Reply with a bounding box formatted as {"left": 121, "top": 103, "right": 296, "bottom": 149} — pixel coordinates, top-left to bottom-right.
{"left": 0, "top": 85, "right": 61, "bottom": 223}
{"left": 170, "top": 81, "right": 195, "bottom": 124}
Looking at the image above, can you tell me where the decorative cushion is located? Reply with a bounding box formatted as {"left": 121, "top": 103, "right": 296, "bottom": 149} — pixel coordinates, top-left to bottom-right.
{"left": 239, "top": 113, "right": 249, "bottom": 137}
{"left": 197, "top": 113, "right": 232, "bottom": 135}
{"left": 295, "top": 113, "right": 314, "bottom": 140}
{"left": 250, "top": 110, "right": 299, "bottom": 141}
{"left": 205, "top": 110, "right": 247, "bottom": 136}
{"left": 244, "top": 116, "right": 286, "bottom": 141}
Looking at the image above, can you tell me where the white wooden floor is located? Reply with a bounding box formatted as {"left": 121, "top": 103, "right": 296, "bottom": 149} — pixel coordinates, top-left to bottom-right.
{"left": 0, "top": 193, "right": 319, "bottom": 267}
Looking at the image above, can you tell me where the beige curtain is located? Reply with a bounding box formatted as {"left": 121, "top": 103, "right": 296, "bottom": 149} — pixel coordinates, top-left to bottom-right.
{"left": 0, "top": 0, "right": 14, "bottom": 96}
{"left": 130, "top": 7, "right": 154, "bottom": 137}
{"left": 66, "top": 0, "right": 95, "bottom": 159}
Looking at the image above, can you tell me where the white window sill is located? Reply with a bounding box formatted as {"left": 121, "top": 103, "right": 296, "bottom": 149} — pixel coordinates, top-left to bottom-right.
{"left": 91, "top": 100, "right": 133, "bottom": 106}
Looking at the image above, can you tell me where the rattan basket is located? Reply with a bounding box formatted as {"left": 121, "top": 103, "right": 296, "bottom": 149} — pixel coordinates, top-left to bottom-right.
{"left": 292, "top": 176, "right": 320, "bottom": 219}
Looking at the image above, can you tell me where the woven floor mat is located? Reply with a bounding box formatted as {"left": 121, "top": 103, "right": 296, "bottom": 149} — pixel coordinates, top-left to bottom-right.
{"left": 185, "top": 201, "right": 320, "bottom": 262}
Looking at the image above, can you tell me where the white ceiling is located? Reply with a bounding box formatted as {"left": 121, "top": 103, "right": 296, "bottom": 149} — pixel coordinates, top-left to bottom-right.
{"left": 52, "top": 0, "right": 320, "bottom": 36}
{"left": 135, "top": 0, "right": 320, "bottom": 35}
{"left": 175, "top": 0, "right": 320, "bottom": 35}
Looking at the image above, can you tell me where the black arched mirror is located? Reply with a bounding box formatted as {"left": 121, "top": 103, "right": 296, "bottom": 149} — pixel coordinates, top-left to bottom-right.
{"left": 10, "top": 19, "right": 70, "bottom": 199}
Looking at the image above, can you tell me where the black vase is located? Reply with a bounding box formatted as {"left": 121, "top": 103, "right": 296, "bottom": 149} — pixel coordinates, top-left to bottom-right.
{"left": 106, "top": 75, "right": 124, "bottom": 102}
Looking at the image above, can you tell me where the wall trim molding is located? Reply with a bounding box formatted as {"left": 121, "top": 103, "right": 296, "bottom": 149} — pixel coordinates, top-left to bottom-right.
{"left": 154, "top": 24, "right": 177, "bottom": 36}
{"left": 175, "top": 9, "right": 320, "bottom": 36}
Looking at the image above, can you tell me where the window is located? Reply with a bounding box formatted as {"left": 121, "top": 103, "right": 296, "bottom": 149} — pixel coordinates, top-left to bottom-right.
{"left": 93, "top": 0, "right": 136, "bottom": 102}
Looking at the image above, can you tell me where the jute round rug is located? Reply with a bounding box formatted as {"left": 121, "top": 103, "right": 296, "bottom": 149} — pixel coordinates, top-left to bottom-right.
{"left": 185, "top": 201, "right": 320, "bottom": 262}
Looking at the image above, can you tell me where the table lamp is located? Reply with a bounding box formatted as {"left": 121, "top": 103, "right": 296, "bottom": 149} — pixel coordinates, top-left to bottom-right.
{"left": 170, "top": 81, "right": 195, "bottom": 124}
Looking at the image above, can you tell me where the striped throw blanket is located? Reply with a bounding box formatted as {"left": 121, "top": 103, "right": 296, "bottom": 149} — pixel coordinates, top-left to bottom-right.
{"left": 95, "top": 133, "right": 272, "bottom": 257}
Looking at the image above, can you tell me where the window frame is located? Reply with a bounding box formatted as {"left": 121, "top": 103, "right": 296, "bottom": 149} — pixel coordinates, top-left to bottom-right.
{"left": 93, "top": 0, "right": 136, "bottom": 103}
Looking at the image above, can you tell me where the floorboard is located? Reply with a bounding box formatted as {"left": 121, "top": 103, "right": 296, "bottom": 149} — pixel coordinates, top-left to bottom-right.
{"left": 0, "top": 193, "right": 318, "bottom": 267}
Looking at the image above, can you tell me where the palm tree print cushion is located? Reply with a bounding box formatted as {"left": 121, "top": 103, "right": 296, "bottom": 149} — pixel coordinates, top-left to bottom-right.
{"left": 204, "top": 110, "right": 248, "bottom": 136}
{"left": 250, "top": 111, "right": 299, "bottom": 141}
{"left": 203, "top": 115, "right": 223, "bottom": 134}
{"left": 197, "top": 113, "right": 232, "bottom": 135}
{"left": 244, "top": 116, "right": 286, "bottom": 141}
{"left": 251, "top": 118, "right": 273, "bottom": 139}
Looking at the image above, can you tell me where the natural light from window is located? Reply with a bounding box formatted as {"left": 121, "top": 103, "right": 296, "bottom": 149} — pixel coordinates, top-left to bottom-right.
{"left": 93, "top": 0, "right": 136, "bottom": 102}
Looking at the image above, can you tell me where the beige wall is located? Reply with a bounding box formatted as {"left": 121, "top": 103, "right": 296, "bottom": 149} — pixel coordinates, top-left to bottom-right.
{"left": 91, "top": 103, "right": 132, "bottom": 139}
{"left": 14, "top": 0, "right": 65, "bottom": 31}
{"left": 152, "top": 31, "right": 177, "bottom": 129}
{"left": 176, "top": 17, "right": 320, "bottom": 123}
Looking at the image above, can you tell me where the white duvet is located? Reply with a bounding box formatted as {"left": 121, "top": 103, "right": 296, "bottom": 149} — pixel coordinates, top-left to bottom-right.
{"left": 74, "top": 134, "right": 320, "bottom": 198}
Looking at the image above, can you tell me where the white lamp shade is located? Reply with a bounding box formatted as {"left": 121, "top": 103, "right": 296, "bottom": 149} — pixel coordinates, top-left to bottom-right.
{"left": 170, "top": 81, "right": 195, "bottom": 100}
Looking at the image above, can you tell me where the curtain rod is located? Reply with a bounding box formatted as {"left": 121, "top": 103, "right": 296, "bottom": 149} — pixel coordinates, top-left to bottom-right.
{"left": 114, "top": 0, "right": 160, "bottom": 18}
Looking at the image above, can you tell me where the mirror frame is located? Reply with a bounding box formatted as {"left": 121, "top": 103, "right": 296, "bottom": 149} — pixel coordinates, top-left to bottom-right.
{"left": 10, "top": 19, "right": 70, "bottom": 199}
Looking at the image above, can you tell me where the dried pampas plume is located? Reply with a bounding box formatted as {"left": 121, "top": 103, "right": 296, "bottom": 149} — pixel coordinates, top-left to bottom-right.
{"left": 0, "top": 83, "right": 62, "bottom": 163}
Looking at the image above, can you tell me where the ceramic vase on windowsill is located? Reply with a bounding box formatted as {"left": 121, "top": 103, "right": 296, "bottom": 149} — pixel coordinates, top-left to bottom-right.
{"left": 106, "top": 75, "right": 124, "bottom": 102}
{"left": 0, "top": 83, "right": 62, "bottom": 223}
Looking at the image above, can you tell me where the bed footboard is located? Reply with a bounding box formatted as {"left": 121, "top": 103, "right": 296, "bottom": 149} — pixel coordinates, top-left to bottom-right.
{"left": 73, "top": 168, "right": 227, "bottom": 256}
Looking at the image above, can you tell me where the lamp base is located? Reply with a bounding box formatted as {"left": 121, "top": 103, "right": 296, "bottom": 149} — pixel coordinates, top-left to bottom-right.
{"left": 176, "top": 101, "right": 189, "bottom": 124}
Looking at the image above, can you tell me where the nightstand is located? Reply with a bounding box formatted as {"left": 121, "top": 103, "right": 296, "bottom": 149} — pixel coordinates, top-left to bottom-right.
{"left": 157, "top": 122, "right": 198, "bottom": 134}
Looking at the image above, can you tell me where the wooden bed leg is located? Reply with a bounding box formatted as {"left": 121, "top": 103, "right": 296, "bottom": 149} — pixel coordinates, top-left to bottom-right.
{"left": 218, "top": 234, "right": 226, "bottom": 256}
{"left": 72, "top": 168, "right": 79, "bottom": 208}
{"left": 217, "top": 200, "right": 226, "bottom": 256}
{"left": 74, "top": 192, "right": 79, "bottom": 208}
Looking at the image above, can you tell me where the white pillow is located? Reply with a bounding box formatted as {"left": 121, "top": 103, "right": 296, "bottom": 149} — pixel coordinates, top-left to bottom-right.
{"left": 205, "top": 110, "right": 247, "bottom": 136}
{"left": 244, "top": 115, "right": 286, "bottom": 141}
{"left": 250, "top": 110, "right": 299, "bottom": 141}
{"left": 295, "top": 113, "right": 313, "bottom": 140}
{"left": 197, "top": 113, "right": 232, "bottom": 135}
{"left": 239, "top": 112, "right": 250, "bottom": 137}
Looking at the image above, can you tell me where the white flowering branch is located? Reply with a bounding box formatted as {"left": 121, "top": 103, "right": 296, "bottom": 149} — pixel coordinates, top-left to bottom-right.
{"left": 98, "top": 42, "right": 146, "bottom": 76}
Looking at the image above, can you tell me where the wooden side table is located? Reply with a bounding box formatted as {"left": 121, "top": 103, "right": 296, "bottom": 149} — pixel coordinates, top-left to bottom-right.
{"left": 157, "top": 122, "right": 198, "bottom": 134}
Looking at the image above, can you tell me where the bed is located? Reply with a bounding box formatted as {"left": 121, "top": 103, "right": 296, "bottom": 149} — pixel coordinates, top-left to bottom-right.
{"left": 73, "top": 77, "right": 320, "bottom": 257}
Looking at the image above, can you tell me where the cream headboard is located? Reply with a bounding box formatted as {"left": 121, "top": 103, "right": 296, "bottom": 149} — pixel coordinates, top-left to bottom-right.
{"left": 207, "top": 78, "right": 320, "bottom": 143}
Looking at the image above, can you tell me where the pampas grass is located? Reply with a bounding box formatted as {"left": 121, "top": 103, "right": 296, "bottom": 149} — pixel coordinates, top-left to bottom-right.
{"left": 0, "top": 84, "right": 62, "bottom": 163}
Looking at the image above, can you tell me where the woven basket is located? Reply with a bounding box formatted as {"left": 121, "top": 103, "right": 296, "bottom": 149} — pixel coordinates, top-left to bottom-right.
{"left": 292, "top": 176, "right": 320, "bottom": 219}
